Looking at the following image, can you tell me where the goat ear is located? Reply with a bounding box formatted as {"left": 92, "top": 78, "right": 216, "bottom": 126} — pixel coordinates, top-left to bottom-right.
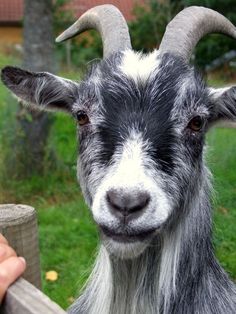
{"left": 208, "top": 86, "right": 236, "bottom": 123}
{"left": 1, "top": 66, "right": 78, "bottom": 112}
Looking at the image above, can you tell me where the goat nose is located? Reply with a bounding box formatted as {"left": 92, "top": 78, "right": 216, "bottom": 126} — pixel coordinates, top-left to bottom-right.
{"left": 106, "top": 189, "right": 150, "bottom": 219}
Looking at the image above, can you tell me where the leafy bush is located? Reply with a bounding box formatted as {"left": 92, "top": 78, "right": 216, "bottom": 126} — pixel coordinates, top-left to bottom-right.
{"left": 129, "top": 0, "right": 182, "bottom": 52}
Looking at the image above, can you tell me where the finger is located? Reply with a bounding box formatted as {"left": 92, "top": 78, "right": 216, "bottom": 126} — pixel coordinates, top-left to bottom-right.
{"left": 0, "top": 256, "right": 26, "bottom": 302}
{"left": 0, "top": 234, "right": 8, "bottom": 245}
{"left": 0, "top": 243, "right": 17, "bottom": 263}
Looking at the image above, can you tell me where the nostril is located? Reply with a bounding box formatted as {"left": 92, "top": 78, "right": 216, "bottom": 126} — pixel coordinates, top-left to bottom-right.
{"left": 129, "top": 193, "right": 150, "bottom": 214}
{"left": 107, "top": 190, "right": 122, "bottom": 210}
{"left": 106, "top": 190, "right": 123, "bottom": 211}
{"left": 106, "top": 189, "right": 150, "bottom": 218}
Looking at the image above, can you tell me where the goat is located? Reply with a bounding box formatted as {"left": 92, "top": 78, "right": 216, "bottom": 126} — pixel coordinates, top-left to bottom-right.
{"left": 1, "top": 5, "right": 236, "bottom": 314}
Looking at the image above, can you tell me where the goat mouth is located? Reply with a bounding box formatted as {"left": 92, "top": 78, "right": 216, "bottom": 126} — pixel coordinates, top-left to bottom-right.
{"left": 99, "top": 225, "right": 156, "bottom": 243}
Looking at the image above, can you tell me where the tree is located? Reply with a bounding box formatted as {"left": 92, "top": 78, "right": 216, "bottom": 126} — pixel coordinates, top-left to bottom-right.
{"left": 14, "top": 0, "right": 55, "bottom": 177}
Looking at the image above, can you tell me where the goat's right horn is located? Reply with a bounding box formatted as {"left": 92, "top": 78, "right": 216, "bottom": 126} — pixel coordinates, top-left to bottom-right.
{"left": 159, "top": 6, "right": 236, "bottom": 62}
{"left": 56, "top": 4, "right": 131, "bottom": 58}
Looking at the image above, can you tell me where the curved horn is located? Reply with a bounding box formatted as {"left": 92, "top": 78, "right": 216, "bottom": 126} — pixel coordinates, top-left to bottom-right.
{"left": 159, "top": 6, "right": 236, "bottom": 62}
{"left": 56, "top": 4, "right": 131, "bottom": 58}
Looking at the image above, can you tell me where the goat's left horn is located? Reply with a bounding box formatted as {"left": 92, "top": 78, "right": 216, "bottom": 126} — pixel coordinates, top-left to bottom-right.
{"left": 56, "top": 4, "right": 131, "bottom": 58}
{"left": 159, "top": 6, "right": 236, "bottom": 62}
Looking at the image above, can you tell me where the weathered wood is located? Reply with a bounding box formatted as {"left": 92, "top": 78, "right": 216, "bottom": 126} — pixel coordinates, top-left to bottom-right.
{"left": 1, "top": 278, "right": 66, "bottom": 314}
{"left": 0, "top": 204, "right": 41, "bottom": 289}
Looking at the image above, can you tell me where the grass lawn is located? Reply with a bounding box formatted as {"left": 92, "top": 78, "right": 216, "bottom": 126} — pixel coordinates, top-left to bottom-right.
{"left": 0, "top": 54, "right": 235, "bottom": 309}
{"left": 207, "top": 128, "right": 236, "bottom": 278}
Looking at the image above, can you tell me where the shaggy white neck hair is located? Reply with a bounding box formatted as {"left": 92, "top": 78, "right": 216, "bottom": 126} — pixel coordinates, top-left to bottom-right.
{"left": 68, "top": 230, "right": 181, "bottom": 314}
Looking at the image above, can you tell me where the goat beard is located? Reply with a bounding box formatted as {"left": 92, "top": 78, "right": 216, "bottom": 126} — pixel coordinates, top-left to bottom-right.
{"left": 101, "top": 235, "right": 152, "bottom": 259}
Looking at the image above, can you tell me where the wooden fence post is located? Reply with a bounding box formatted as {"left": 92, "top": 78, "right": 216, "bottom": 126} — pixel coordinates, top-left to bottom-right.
{"left": 0, "top": 204, "right": 67, "bottom": 313}
{"left": 0, "top": 204, "right": 41, "bottom": 289}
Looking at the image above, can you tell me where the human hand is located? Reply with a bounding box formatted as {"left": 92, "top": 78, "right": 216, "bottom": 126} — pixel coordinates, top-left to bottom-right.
{"left": 0, "top": 234, "right": 26, "bottom": 302}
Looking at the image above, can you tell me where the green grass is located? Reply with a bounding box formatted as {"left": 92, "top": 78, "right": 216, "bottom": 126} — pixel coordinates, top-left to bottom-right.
{"left": 39, "top": 199, "right": 98, "bottom": 309}
{"left": 0, "top": 53, "right": 236, "bottom": 308}
{"left": 207, "top": 128, "right": 236, "bottom": 279}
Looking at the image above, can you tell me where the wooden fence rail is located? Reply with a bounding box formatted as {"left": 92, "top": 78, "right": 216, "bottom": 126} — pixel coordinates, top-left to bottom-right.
{"left": 2, "top": 278, "right": 66, "bottom": 314}
{"left": 0, "top": 204, "right": 66, "bottom": 314}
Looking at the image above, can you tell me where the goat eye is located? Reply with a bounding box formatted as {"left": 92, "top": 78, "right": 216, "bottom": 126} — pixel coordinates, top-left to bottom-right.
{"left": 188, "top": 116, "right": 204, "bottom": 132}
{"left": 76, "top": 111, "right": 89, "bottom": 126}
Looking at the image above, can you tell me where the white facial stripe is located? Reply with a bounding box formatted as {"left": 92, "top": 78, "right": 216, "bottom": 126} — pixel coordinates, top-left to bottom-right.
{"left": 119, "top": 49, "right": 160, "bottom": 84}
{"left": 110, "top": 132, "right": 149, "bottom": 185}
{"left": 92, "top": 131, "right": 172, "bottom": 232}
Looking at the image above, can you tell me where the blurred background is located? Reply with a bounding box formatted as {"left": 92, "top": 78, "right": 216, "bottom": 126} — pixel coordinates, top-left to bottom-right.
{"left": 0, "top": 0, "right": 235, "bottom": 309}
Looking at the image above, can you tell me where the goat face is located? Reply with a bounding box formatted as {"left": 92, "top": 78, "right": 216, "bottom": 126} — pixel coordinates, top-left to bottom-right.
{"left": 1, "top": 5, "right": 236, "bottom": 259}
{"left": 75, "top": 52, "right": 236, "bottom": 259}
{"left": 77, "top": 53, "right": 207, "bottom": 259}
{"left": 2, "top": 51, "right": 236, "bottom": 259}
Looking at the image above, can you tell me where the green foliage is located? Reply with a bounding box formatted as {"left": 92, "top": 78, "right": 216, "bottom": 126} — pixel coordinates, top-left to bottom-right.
{"left": 56, "top": 32, "right": 102, "bottom": 70}
{"left": 53, "top": 0, "right": 74, "bottom": 30}
{"left": 129, "top": 0, "right": 182, "bottom": 52}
